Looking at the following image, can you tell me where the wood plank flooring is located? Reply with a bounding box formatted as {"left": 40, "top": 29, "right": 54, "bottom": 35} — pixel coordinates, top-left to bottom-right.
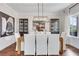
{"left": 63, "top": 45, "right": 79, "bottom": 56}
{"left": 0, "top": 43, "right": 24, "bottom": 56}
{"left": 0, "top": 43, "right": 79, "bottom": 56}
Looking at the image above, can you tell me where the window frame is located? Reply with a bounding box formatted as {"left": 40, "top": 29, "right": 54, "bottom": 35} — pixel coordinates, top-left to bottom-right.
{"left": 69, "top": 16, "right": 78, "bottom": 37}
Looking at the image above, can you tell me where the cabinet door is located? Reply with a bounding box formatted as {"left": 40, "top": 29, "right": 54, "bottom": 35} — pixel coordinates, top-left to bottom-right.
{"left": 36, "top": 34, "right": 47, "bottom": 55}
{"left": 48, "top": 34, "right": 59, "bottom": 55}
{"left": 24, "top": 34, "right": 35, "bottom": 55}
{"left": 19, "top": 19, "right": 28, "bottom": 33}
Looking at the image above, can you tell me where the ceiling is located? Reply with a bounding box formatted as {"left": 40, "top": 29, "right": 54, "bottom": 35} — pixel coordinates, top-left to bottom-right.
{"left": 6, "top": 3, "right": 72, "bottom": 16}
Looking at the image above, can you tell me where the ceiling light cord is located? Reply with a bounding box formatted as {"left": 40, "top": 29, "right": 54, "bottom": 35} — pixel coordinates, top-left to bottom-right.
{"left": 38, "top": 3, "right": 39, "bottom": 18}
{"left": 42, "top": 3, "right": 43, "bottom": 17}
{"left": 37, "top": 3, "right": 44, "bottom": 18}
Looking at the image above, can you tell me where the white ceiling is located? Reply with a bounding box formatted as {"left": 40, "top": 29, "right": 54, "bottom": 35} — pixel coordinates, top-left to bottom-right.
{"left": 6, "top": 3, "right": 72, "bottom": 16}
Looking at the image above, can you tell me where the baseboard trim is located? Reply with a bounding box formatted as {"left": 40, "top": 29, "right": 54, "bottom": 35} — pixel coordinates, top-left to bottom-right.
{"left": 66, "top": 44, "right": 79, "bottom": 50}
{"left": 0, "top": 42, "right": 16, "bottom": 52}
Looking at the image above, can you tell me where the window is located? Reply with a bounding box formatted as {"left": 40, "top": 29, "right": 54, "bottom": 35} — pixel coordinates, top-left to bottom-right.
{"left": 70, "top": 16, "right": 78, "bottom": 36}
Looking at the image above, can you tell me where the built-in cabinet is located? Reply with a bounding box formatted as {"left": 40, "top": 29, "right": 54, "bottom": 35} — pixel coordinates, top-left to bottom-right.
{"left": 50, "top": 19, "right": 59, "bottom": 34}
{"left": 19, "top": 19, "right": 28, "bottom": 34}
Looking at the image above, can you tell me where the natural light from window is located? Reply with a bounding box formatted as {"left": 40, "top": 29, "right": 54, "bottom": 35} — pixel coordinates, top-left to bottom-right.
{"left": 70, "top": 16, "right": 77, "bottom": 36}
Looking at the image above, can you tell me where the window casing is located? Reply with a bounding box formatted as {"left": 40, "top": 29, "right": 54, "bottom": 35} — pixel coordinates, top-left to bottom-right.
{"left": 70, "top": 16, "right": 78, "bottom": 36}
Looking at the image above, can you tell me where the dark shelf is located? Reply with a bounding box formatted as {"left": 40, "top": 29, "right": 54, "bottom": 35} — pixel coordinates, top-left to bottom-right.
{"left": 50, "top": 19, "right": 59, "bottom": 34}
{"left": 19, "top": 19, "right": 28, "bottom": 34}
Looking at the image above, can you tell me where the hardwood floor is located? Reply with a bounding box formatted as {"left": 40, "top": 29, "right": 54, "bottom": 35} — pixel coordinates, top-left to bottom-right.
{"left": 0, "top": 43, "right": 79, "bottom": 56}
{"left": 0, "top": 43, "right": 16, "bottom": 56}
{"left": 63, "top": 45, "right": 79, "bottom": 56}
{"left": 0, "top": 43, "right": 24, "bottom": 56}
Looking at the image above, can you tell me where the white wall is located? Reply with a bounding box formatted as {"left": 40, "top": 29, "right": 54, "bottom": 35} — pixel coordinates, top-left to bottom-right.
{"left": 0, "top": 3, "right": 19, "bottom": 33}
{"left": 66, "top": 36, "right": 79, "bottom": 49}
{"left": 59, "top": 4, "right": 79, "bottom": 49}
{"left": 70, "top": 4, "right": 79, "bottom": 16}
{"left": 0, "top": 4, "right": 18, "bottom": 50}
{"left": 56, "top": 11, "right": 66, "bottom": 34}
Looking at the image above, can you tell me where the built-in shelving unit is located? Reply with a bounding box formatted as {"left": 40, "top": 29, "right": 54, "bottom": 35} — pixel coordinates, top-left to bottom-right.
{"left": 50, "top": 19, "right": 59, "bottom": 34}
{"left": 19, "top": 19, "right": 28, "bottom": 34}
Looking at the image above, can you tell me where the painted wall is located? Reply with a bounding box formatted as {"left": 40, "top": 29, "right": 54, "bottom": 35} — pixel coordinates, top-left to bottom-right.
{"left": 60, "top": 4, "right": 79, "bottom": 49}
{"left": 0, "top": 4, "right": 18, "bottom": 50}
{"left": 66, "top": 36, "right": 79, "bottom": 49}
